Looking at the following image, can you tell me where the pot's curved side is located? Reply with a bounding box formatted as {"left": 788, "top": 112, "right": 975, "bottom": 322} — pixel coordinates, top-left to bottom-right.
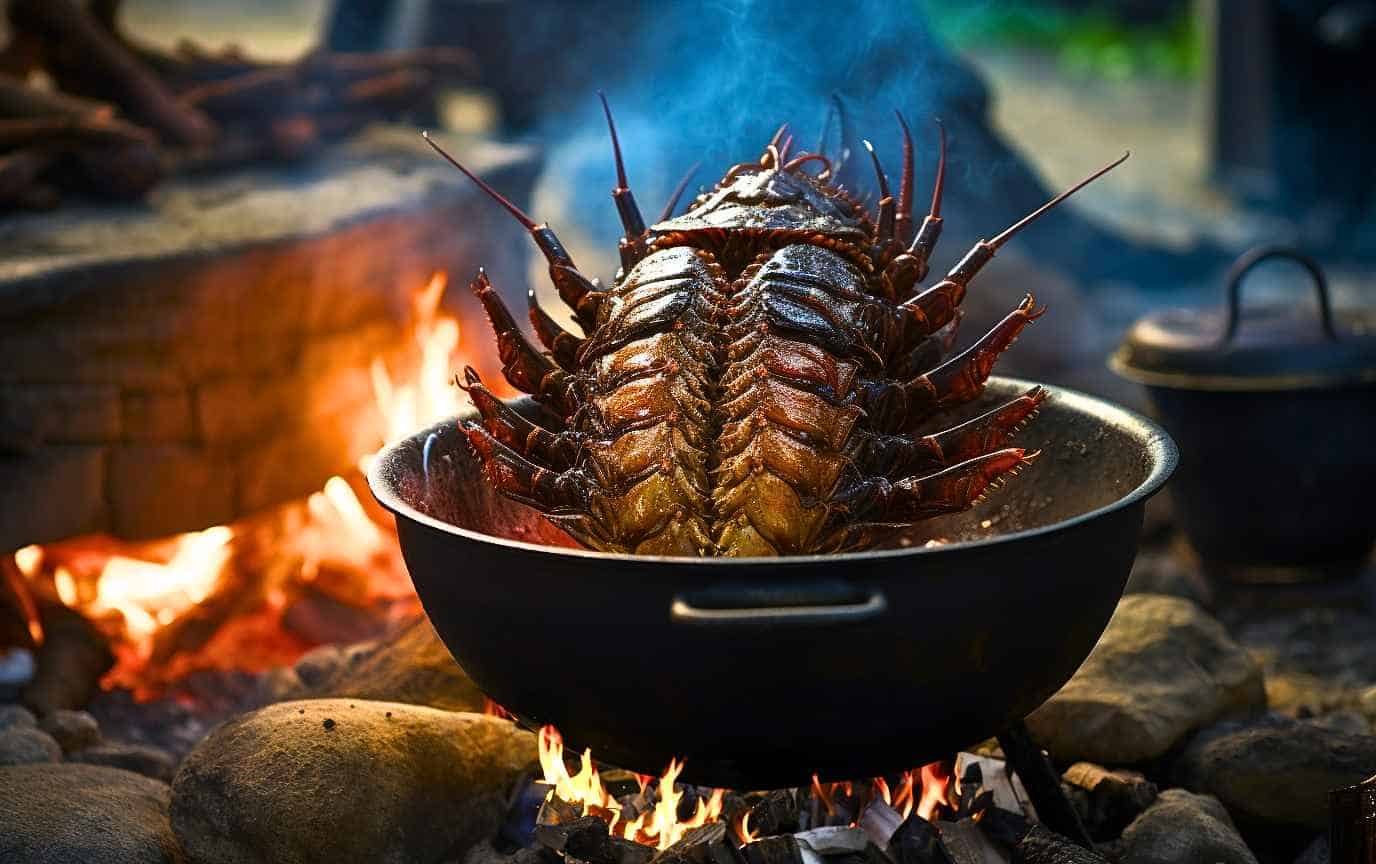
{"left": 372, "top": 379, "right": 1176, "bottom": 787}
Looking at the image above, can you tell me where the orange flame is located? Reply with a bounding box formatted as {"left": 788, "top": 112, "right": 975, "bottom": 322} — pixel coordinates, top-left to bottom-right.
{"left": 537, "top": 725, "right": 725, "bottom": 851}
{"left": 8, "top": 271, "right": 489, "bottom": 695}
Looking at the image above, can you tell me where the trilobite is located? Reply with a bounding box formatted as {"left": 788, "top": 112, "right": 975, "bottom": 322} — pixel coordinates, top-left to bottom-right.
{"left": 423, "top": 98, "right": 1125, "bottom": 556}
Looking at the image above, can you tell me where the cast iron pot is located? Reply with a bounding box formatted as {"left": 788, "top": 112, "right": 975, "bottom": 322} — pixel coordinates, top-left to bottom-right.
{"left": 369, "top": 378, "right": 1176, "bottom": 788}
{"left": 1112, "top": 247, "right": 1376, "bottom": 578}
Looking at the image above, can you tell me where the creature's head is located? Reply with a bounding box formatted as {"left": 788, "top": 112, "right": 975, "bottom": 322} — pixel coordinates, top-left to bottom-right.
{"left": 653, "top": 142, "right": 872, "bottom": 242}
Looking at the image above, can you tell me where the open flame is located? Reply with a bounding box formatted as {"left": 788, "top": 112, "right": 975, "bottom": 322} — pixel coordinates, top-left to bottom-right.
{"left": 536, "top": 724, "right": 955, "bottom": 850}
{"left": 539, "top": 725, "right": 725, "bottom": 851}
{"left": 8, "top": 270, "right": 501, "bottom": 696}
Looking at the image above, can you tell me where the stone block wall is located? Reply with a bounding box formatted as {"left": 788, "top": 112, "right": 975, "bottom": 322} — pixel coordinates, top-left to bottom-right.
{"left": 0, "top": 130, "right": 540, "bottom": 550}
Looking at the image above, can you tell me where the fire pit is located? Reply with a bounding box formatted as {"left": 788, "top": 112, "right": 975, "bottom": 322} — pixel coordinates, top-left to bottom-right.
{"left": 369, "top": 377, "right": 1177, "bottom": 788}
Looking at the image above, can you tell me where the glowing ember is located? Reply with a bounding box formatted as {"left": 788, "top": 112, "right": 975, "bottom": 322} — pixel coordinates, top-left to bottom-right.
{"left": 8, "top": 271, "right": 495, "bottom": 696}
{"left": 535, "top": 724, "right": 956, "bottom": 850}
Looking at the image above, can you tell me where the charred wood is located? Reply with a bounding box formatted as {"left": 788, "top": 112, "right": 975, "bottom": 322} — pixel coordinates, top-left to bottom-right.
{"left": 7, "top": 0, "right": 216, "bottom": 146}
{"left": 748, "top": 790, "right": 800, "bottom": 837}
{"left": 1007, "top": 827, "right": 1108, "bottom": 864}
{"left": 889, "top": 816, "right": 957, "bottom": 864}
{"left": 20, "top": 600, "right": 113, "bottom": 714}
{"left": 1059, "top": 763, "right": 1156, "bottom": 842}
{"left": 742, "top": 836, "right": 802, "bottom": 864}
{"left": 0, "top": 73, "right": 114, "bottom": 119}
{"left": 0, "top": 114, "right": 154, "bottom": 151}
{"left": 652, "top": 822, "right": 742, "bottom": 864}
{"left": 536, "top": 815, "right": 614, "bottom": 861}
{"left": 996, "top": 724, "right": 1092, "bottom": 849}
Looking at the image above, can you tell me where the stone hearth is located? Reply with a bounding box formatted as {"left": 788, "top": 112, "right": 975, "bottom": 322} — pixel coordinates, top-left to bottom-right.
{"left": 0, "top": 128, "right": 539, "bottom": 550}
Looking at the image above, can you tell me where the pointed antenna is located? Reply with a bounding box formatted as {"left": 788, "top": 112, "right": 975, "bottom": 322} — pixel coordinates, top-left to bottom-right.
{"left": 598, "top": 91, "right": 646, "bottom": 239}
{"left": 863, "top": 139, "right": 891, "bottom": 202}
{"left": 763, "top": 122, "right": 790, "bottom": 166}
{"left": 598, "top": 91, "right": 630, "bottom": 191}
{"left": 658, "top": 161, "right": 700, "bottom": 222}
{"left": 895, "top": 111, "right": 914, "bottom": 223}
{"left": 989, "top": 151, "right": 1129, "bottom": 249}
{"left": 930, "top": 118, "right": 947, "bottom": 218}
{"left": 423, "top": 130, "right": 537, "bottom": 229}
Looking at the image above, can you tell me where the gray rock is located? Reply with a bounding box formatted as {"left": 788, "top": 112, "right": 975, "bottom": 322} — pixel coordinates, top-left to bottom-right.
{"left": 171, "top": 700, "right": 535, "bottom": 864}
{"left": 0, "top": 703, "right": 36, "bottom": 731}
{"left": 0, "top": 762, "right": 184, "bottom": 863}
{"left": 1026, "top": 594, "right": 1265, "bottom": 764}
{"left": 0, "top": 725, "right": 61, "bottom": 765}
{"left": 1175, "top": 714, "right": 1376, "bottom": 831}
{"left": 301, "top": 617, "right": 487, "bottom": 711}
{"left": 72, "top": 742, "right": 177, "bottom": 782}
{"left": 1311, "top": 710, "right": 1370, "bottom": 736}
{"left": 1119, "top": 789, "right": 1257, "bottom": 864}
{"left": 39, "top": 708, "right": 102, "bottom": 753}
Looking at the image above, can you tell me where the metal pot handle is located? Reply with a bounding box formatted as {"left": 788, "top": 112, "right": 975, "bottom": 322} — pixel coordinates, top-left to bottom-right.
{"left": 1223, "top": 245, "right": 1337, "bottom": 344}
{"left": 670, "top": 582, "right": 887, "bottom": 626}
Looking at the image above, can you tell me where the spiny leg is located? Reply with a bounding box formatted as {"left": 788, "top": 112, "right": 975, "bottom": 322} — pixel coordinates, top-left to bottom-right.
{"left": 824, "top": 448, "right": 1037, "bottom": 551}
{"left": 463, "top": 422, "right": 607, "bottom": 549}
{"left": 527, "top": 287, "right": 583, "bottom": 370}
{"left": 885, "top": 150, "right": 1128, "bottom": 349}
{"left": 422, "top": 131, "right": 604, "bottom": 331}
{"left": 458, "top": 367, "right": 581, "bottom": 470}
{"left": 863, "top": 139, "right": 897, "bottom": 269}
{"left": 467, "top": 269, "right": 580, "bottom": 417}
{"left": 855, "top": 385, "right": 1045, "bottom": 477}
{"left": 881, "top": 118, "right": 944, "bottom": 299}
{"left": 863, "top": 294, "right": 1046, "bottom": 432}
{"left": 598, "top": 92, "right": 649, "bottom": 273}
{"left": 894, "top": 110, "right": 916, "bottom": 246}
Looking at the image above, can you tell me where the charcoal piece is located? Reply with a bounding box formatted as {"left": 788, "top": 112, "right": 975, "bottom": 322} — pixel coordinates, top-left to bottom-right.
{"left": 1060, "top": 763, "right": 1157, "bottom": 842}
{"left": 889, "top": 816, "right": 956, "bottom": 864}
{"left": 742, "top": 836, "right": 802, "bottom": 864}
{"left": 536, "top": 815, "right": 611, "bottom": 861}
{"left": 1009, "top": 826, "right": 1108, "bottom": 864}
{"left": 792, "top": 826, "right": 868, "bottom": 856}
{"left": 748, "top": 790, "right": 799, "bottom": 837}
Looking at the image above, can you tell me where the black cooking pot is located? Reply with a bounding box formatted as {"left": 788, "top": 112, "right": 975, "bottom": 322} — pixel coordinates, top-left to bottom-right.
{"left": 1112, "top": 247, "right": 1376, "bottom": 580}
{"left": 369, "top": 378, "right": 1176, "bottom": 788}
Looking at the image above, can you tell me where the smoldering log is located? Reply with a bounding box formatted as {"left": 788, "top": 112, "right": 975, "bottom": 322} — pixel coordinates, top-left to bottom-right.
{"left": 7, "top": 0, "right": 215, "bottom": 146}
{"left": 747, "top": 790, "right": 800, "bottom": 837}
{"left": 21, "top": 601, "right": 114, "bottom": 714}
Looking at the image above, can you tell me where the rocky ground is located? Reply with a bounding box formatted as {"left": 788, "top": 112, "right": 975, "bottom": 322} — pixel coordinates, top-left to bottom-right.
{"left": 1, "top": 533, "right": 1374, "bottom": 863}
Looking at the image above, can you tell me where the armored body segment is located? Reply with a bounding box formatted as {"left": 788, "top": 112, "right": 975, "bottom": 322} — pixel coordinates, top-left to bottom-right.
{"left": 429, "top": 108, "right": 1126, "bottom": 556}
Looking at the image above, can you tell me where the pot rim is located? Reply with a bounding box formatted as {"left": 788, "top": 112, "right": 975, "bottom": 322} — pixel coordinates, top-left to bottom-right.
{"left": 367, "top": 376, "right": 1178, "bottom": 566}
{"left": 1110, "top": 348, "right": 1376, "bottom": 393}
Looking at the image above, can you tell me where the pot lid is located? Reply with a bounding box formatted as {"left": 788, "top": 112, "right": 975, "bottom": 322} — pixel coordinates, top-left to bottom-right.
{"left": 1112, "top": 246, "right": 1376, "bottom": 391}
